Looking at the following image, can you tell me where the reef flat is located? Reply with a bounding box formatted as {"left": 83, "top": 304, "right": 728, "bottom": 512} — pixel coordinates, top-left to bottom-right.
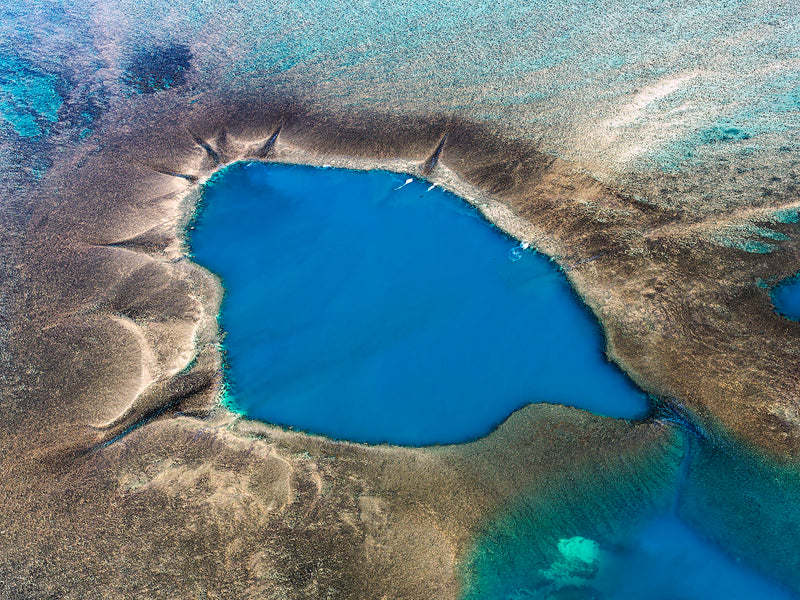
{"left": 3, "top": 0, "right": 800, "bottom": 596}
{"left": 1, "top": 93, "right": 798, "bottom": 596}
{"left": 24, "top": 95, "right": 800, "bottom": 459}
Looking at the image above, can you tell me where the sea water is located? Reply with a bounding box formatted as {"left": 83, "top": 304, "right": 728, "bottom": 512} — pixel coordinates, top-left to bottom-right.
{"left": 595, "top": 515, "right": 797, "bottom": 600}
{"left": 464, "top": 512, "right": 798, "bottom": 600}
{"left": 190, "top": 162, "right": 648, "bottom": 445}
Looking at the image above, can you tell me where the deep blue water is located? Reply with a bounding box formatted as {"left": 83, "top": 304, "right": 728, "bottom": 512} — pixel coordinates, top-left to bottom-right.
{"left": 599, "top": 516, "right": 797, "bottom": 600}
{"left": 190, "top": 162, "right": 648, "bottom": 445}
{"left": 772, "top": 276, "right": 800, "bottom": 321}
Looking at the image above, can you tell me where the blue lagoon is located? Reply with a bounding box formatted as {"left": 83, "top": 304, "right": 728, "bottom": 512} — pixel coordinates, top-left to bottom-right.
{"left": 191, "top": 162, "right": 648, "bottom": 445}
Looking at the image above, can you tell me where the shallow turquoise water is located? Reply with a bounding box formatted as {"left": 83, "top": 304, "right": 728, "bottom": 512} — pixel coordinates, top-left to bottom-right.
{"left": 772, "top": 276, "right": 800, "bottom": 321}
{"left": 190, "top": 162, "right": 648, "bottom": 445}
{"left": 0, "top": 55, "right": 62, "bottom": 138}
{"left": 464, "top": 512, "right": 798, "bottom": 599}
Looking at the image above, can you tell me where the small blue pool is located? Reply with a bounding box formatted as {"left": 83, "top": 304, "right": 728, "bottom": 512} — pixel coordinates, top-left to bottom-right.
{"left": 772, "top": 276, "right": 800, "bottom": 321}
{"left": 190, "top": 162, "right": 648, "bottom": 445}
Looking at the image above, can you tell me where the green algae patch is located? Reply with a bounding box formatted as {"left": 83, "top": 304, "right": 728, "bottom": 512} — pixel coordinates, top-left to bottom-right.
{"left": 0, "top": 55, "right": 62, "bottom": 138}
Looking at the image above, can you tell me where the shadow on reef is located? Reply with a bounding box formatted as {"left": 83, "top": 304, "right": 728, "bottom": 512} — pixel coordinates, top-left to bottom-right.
{"left": 122, "top": 44, "right": 192, "bottom": 95}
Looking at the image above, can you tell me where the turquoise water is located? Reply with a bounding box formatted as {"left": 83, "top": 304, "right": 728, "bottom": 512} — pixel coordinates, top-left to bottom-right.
{"left": 772, "top": 276, "right": 800, "bottom": 321}
{"left": 0, "top": 55, "right": 62, "bottom": 138}
{"left": 190, "top": 162, "right": 648, "bottom": 445}
{"left": 465, "top": 512, "right": 798, "bottom": 599}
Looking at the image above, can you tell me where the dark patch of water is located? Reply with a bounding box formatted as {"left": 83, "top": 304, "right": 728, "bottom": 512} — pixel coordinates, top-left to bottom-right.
{"left": 122, "top": 44, "right": 191, "bottom": 94}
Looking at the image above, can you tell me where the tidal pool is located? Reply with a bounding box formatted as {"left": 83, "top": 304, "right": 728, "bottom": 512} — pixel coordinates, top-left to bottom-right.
{"left": 190, "top": 162, "right": 648, "bottom": 445}
{"left": 772, "top": 275, "right": 800, "bottom": 321}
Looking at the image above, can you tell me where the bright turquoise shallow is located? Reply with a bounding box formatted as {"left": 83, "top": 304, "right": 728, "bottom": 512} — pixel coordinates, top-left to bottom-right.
{"left": 464, "top": 513, "right": 798, "bottom": 600}
{"left": 190, "top": 162, "right": 648, "bottom": 445}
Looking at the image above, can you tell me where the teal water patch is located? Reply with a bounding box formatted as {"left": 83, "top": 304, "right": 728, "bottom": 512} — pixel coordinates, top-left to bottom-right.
{"left": 772, "top": 274, "right": 800, "bottom": 321}
{"left": 657, "top": 118, "right": 758, "bottom": 172}
{"left": 0, "top": 55, "right": 62, "bottom": 137}
{"left": 712, "top": 222, "right": 788, "bottom": 254}
{"left": 771, "top": 209, "right": 800, "bottom": 224}
{"left": 190, "top": 163, "right": 648, "bottom": 445}
{"left": 752, "top": 226, "right": 789, "bottom": 241}
{"left": 464, "top": 513, "right": 797, "bottom": 599}
{"left": 698, "top": 124, "right": 752, "bottom": 144}
{"left": 727, "top": 239, "right": 775, "bottom": 254}
{"left": 538, "top": 536, "right": 600, "bottom": 588}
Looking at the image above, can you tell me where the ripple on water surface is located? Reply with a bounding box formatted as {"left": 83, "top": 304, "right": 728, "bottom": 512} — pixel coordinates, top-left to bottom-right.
{"left": 190, "top": 163, "right": 648, "bottom": 445}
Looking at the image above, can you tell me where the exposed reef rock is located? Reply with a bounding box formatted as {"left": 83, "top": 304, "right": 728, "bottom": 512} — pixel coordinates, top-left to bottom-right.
{"left": 4, "top": 92, "right": 800, "bottom": 596}
{"left": 1, "top": 402, "right": 681, "bottom": 598}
